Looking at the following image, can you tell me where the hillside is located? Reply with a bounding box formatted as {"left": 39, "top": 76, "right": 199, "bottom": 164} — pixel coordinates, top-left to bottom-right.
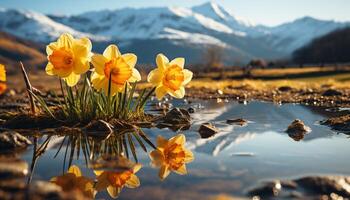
{"left": 293, "top": 27, "right": 350, "bottom": 64}
{"left": 0, "top": 31, "right": 46, "bottom": 73}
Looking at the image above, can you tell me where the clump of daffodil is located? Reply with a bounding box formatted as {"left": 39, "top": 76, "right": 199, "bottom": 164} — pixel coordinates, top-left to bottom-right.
{"left": 0, "top": 64, "right": 6, "bottom": 95}
{"left": 51, "top": 165, "right": 95, "bottom": 199}
{"left": 46, "top": 33, "right": 92, "bottom": 86}
{"left": 149, "top": 134, "right": 194, "bottom": 180}
{"left": 94, "top": 163, "right": 141, "bottom": 199}
{"left": 147, "top": 54, "right": 193, "bottom": 100}
{"left": 91, "top": 44, "right": 141, "bottom": 96}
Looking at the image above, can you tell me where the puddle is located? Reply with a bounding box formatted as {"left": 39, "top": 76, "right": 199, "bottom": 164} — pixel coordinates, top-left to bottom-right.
{"left": 18, "top": 100, "right": 350, "bottom": 199}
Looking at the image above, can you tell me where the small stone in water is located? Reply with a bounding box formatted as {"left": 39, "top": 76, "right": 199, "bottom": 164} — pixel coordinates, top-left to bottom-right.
{"left": 187, "top": 107, "right": 195, "bottom": 113}
{"left": 0, "top": 131, "right": 32, "bottom": 151}
{"left": 198, "top": 123, "right": 219, "bottom": 138}
{"left": 286, "top": 119, "right": 311, "bottom": 135}
{"left": 226, "top": 118, "right": 247, "bottom": 126}
{"left": 161, "top": 108, "right": 191, "bottom": 125}
{"left": 322, "top": 89, "right": 343, "bottom": 96}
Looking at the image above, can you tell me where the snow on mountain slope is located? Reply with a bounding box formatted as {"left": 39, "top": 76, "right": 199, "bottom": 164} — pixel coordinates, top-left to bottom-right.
{"left": 266, "top": 17, "right": 349, "bottom": 53}
{"left": 53, "top": 6, "right": 242, "bottom": 43}
{"left": 0, "top": 8, "right": 108, "bottom": 42}
{"left": 192, "top": 2, "right": 262, "bottom": 37}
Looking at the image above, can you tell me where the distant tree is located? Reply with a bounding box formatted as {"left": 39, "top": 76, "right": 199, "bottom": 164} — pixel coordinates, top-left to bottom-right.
{"left": 293, "top": 27, "right": 350, "bottom": 65}
{"left": 248, "top": 59, "right": 268, "bottom": 69}
{"left": 203, "top": 45, "right": 225, "bottom": 71}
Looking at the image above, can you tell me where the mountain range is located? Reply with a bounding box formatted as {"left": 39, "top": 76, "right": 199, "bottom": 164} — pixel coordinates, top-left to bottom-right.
{"left": 0, "top": 2, "right": 349, "bottom": 65}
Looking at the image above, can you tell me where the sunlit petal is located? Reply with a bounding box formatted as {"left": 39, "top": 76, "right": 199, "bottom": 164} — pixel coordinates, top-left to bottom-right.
{"left": 169, "top": 134, "right": 186, "bottom": 145}
{"left": 155, "top": 85, "right": 167, "bottom": 100}
{"left": 168, "top": 87, "right": 185, "bottom": 99}
{"left": 63, "top": 73, "right": 80, "bottom": 87}
{"left": 184, "top": 149, "right": 195, "bottom": 162}
{"left": 103, "top": 44, "right": 121, "bottom": 60}
{"left": 174, "top": 164, "right": 187, "bottom": 175}
{"left": 128, "top": 68, "right": 141, "bottom": 82}
{"left": 121, "top": 53, "right": 137, "bottom": 68}
{"left": 107, "top": 186, "right": 121, "bottom": 199}
{"left": 156, "top": 53, "right": 169, "bottom": 70}
{"left": 91, "top": 54, "right": 107, "bottom": 75}
{"left": 183, "top": 69, "right": 193, "bottom": 85}
{"left": 159, "top": 165, "right": 170, "bottom": 181}
{"left": 68, "top": 165, "right": 81, "bottom": 177}
{"left": 147, "top": 69, "right": 162, "bottom": 85}
{"left": 169, "top": 57, "right": 185, "bottom": 68}
{"left": 125, "top": 174, "right": 140, "bottom": 188}
{"left": 157, "top": 135, "right": 168, "bottom": 148}
{"left": 57, "top": 33, "right": 74, "bottom": 48}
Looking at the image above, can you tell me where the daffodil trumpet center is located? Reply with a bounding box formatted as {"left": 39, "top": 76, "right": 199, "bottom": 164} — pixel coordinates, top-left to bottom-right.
{"left": 104, "top": 57, "right": 133, "bottom": 86}
{"left": 106, "top": 171, "right": 133, "bottom": 187}
{"left": 164, "top": 143, "right": 186, "bottom": 170}
{"left": 163, "top": 65, "right": 185, "bottom": 91}
{"left": 49, "top": 48, "right": 74, "bottom": 70}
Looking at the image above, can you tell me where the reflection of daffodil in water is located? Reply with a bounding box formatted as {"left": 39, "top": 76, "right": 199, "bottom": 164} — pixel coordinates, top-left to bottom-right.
{"left": 51, "top": 165, "right": 95, "bottom": 199}
{"left": 150, "top": 134, "right": 194, "bottom": 180}
{"left": 147, "top": 54, "right": 193, "bottom": 100}
{"left": 0, "top": 64, "right": 6, "bottom": 94}
{"left": 94, "top": 163, "right": 141, "bottom": 199}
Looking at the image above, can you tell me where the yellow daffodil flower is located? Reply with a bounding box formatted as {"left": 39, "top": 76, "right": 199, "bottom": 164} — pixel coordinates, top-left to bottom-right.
{"left": 147, "top": 54, "right": 193, "bottom": 100}
{"left": 94, "top": 163, "right": 141, "bottom": 199}
{"left": 0, "top": 64, "right": 6, "bottom": 95}
{"left": 91, "top": 45, "right": 141, "bottom": 96}
{"left": 149, "top": 134, "right": 194, "bottom": 180}
{"left": 46, "top": 33, "right": 92, "bottom": 86}
{"left": 51, "top": 165, "right": 95, "bottom": 199}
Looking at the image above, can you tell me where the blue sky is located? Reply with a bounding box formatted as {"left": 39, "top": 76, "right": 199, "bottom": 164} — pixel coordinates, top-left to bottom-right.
{"left": 0, "top": 0, "right": 349, "bottom": 26}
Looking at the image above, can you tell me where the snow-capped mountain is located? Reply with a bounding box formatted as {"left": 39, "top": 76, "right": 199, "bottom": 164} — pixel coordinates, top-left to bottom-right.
{"left": 0, "top": 8, "right": 107, "bottom": 42}
{"left": 0, "top": 2, "right": 349, "bottom": 64}
{"left": 265, "top": 16, "right": 350, "bottom": 53}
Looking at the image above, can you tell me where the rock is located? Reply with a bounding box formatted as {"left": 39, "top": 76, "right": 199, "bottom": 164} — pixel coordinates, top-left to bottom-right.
{"left": 0, "top": 157, "right": 28, "bottom": 178}
{"left": 321, "top": 114, "right": 350, "bottom": 133}
{"left": 0, "top": 131, "right": 32, "bottom": 151}
{"left": 226, "top": 118, "right": 247, "bottom": 126}
{"left": 286, "top": 119, "right": 311, "bottom": 140}
{"left": 187, "top": 107, "right": 195, "bottom": 113}
{"left": 198, "top": 123, "right": 219, "bottom": 138}
{"left": 278, "top": 86, "right": 293, "bottom": 92}
{"left": 322, "top": 89, "right": 343, "bottom": 96}
{"left": 160, "top": 108, "right": 191, "bottom": 125}
{"left": 296, "top": 176, "right": 350, "bottom": 197}
{"left": 247, "top": 176, "right": 350, "bottom": 199}
{"left": 248, "top": 181, "right": 282, "bottom": 198}
{"left": 83, "top": 120, "right": 114, "bottom": 136}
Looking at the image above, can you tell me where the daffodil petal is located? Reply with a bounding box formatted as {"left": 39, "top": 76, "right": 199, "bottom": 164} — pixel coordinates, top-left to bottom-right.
{"left": 51, "top": 64, "right": 73, "bottom": 78}
{"left": 184, "top": 149, "right": 195, "bottom": 163}
{"left": 169, "top": 57, "right": 185, "bottom": 68}
{"left": 91, "top": 72, "right": 107, "bottom": 90}
{"left": 0, "top": 83, "right": 7, "bottom": 95}
{"left": 133, "top": 163, "right": 142, "bottom": 173}
{"left": 128, "top": 68, "right": 141, "bottom": 82}
{"left": 159, "top": 165, "right": 171, "bottom": 181}
{"left": 103, "top": 45, "right": 121, "bottom": 60}
{"left": 91, "top": 54, "right": 107, "bottom": 75}
{"left": 168, "top": 87, "right": 185, "bottom": 99}
{"left": 107, "top": 186, "right": 121, "bottom": 199}
{"left": 156, "top": 53, "right": 169, "bottom": 70}
{"left": 183, "top": 69, "right": 193, "bottom": 85}
{"left": 126, "top": 174, "right": 140, "bottom": 188}
{"left": 57, "top": 33, "right": 74, "bottom": 48}
{"left": 94, "top": 170, "right": 103, "bottom": 176}
{"left": 147, "top": 69, "right": 162, "bottom": 85}
{"left": 150, "top": 150, "right": 164, "bottom": 167}
{"left": 64, "top": 73, "right": 80, "bottom": 87}
{"left": 68, "top": 165, "right": 81, "bottom": 177}
{"left": 157, "top": 135, "right": 168, "bottom": 148}
{"left": 0, "top": 64, "right": 5, "bottom": 82}
{"left": 155, "top": 85, "right": 167, "bottom": 100}
{"left": 45, "top": 63, "right": 55, "bottom": 76}
{"left": 174, "top": 164, "right": 187, "bottom": 175}
{"left": 122, "top": 53, "right": 137, "bottom": 68}
{"left": 170, "top": 134, "right": 186, "bottom": 145}
{"left": 73, "top": 58, "right": 90, "bottom": 75}
{"left": 46, "top": 42, "right": 58, "bottom": 55}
